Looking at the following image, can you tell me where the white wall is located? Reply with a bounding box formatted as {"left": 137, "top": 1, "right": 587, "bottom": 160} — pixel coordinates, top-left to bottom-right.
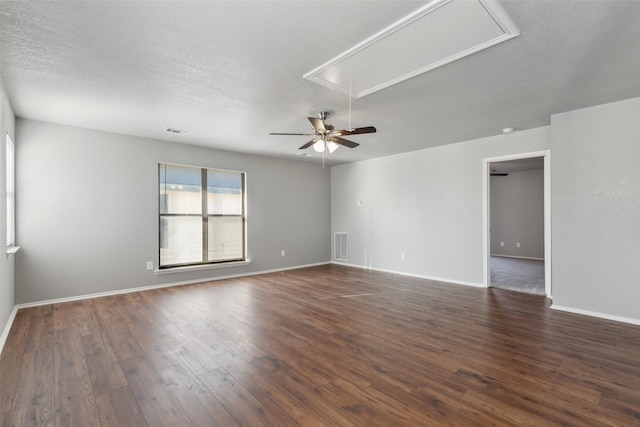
{"left": 331, "top": 126, "right": 550, "bottom": 286}
{"left": 0, "top": 80, "right": 16, "bottom": 343}
{"left": 550, "top": 97, "right": 640, "bottom": 322}
{"left": 490, "top": 169, "right": 544, "bottom": 259}
{"left": 15, "top": 119, "right": 330, "bottom": 304}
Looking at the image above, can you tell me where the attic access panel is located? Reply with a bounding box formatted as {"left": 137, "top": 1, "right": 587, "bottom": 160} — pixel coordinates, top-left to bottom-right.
{"left": 304, "top": 0, "right": 519, "bottom": 98}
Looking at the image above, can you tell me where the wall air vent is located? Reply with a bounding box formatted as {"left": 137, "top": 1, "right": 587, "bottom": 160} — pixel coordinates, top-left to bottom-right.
{"left": 334, "top": 232, "right": 349, "bottom": 262}
{"left": 304, "top": 0, "right": 519, "bottom": 98}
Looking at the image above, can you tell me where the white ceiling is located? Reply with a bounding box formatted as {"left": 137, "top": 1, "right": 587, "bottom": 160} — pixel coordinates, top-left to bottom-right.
{"left": 2, "top": 1, "right": 640, "bottom": 166}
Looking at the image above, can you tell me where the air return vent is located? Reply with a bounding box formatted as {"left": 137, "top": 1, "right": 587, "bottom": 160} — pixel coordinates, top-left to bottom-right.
{"left": 334, "top": 232, "right": 349, "bottom": 262}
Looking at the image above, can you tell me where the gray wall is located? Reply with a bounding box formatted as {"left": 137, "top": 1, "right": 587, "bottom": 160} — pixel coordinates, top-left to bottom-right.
{"left": 0, "top": 80, "right": 16, "bottom": 340}
{"left": 551, "top": 97, "right": 640, "bottom": 321}
{"left": 8, "top": 96, "right": 640, "bottom": 327}
{"left": 16, "top": 119, "right": 330, "bottom": 304}
{"left": 331, "top": 126, "right": 550, "bottom": 286}
{"left": 332, "top": 96, "right": 640, "bottom": 323}
{"left": 490, "top": 169, "right": 544, "bottom": 259}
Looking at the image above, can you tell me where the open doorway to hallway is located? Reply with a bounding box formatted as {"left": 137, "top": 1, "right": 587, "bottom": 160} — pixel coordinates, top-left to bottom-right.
{"left": 483, "top": 151, "right": 551, "bottom": 297}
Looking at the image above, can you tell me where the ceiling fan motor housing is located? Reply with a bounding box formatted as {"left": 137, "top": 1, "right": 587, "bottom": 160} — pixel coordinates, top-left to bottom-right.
{"left": 269, "top": 110, "right": 376, "bottom": 151}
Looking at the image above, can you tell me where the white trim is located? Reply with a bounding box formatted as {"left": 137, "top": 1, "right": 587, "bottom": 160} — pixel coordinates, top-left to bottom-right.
{"left": 0, "top": 306, "right": 18, "bottom": 356}
{"left": 13, "top": 262, "right": 330, "bottom": 310}
{"left": 490, "top": 254, "right": 544, "bottom": 261}
{"left": 332, "top": 261, "right": 484, "bottom": 288}
{"left": 6, "top": 261, "right": 639, "bottom": 359}
{"left": 158, "top": 160, "right": 247, "bottom": 176}
{"left": 483, "top": 150, "right": 552, "bottom": 297}
{"left": 303, "top": 0, "right": 519, "bottom": 98}
{"left": 550, "top": 304, "right": 640, "bottom": 326}
{"left": 154, "top": 259, "right": 250, "bottom": 275}
{"left": 6, "top": 133, "right": 15, "bottom": 248}
{"left": 5, "top": 245, "right": 20, "bottom": 259}
{"left": 543, "top": 154, "right": 552, "bottom": 297}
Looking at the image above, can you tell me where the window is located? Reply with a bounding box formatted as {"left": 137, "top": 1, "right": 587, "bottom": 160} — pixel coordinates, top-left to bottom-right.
{"left": 159, "top": 163, "right": 245, "bottom": 269}
{"left": 6, "top": 134, "right": 15, "bottom": 248}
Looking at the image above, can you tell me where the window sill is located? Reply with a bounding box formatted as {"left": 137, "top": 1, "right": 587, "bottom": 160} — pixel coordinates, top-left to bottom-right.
{"left": 6, "top": 246, "right": 20, "bottom": 259}
{"left": 154, "top": 259, "right": 250, "bottom": 275}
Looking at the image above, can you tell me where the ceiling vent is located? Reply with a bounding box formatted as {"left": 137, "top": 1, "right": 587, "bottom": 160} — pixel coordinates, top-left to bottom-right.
{"left": 304, "top": 0, "right": 519, "bottom": 98}
{"left": 165, "top": 127, "right": 187, "bottom": 135}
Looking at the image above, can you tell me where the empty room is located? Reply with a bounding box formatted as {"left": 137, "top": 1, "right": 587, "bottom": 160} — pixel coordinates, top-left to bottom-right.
{"left": 1, "top": 1, "right": 640, "bottom": 425}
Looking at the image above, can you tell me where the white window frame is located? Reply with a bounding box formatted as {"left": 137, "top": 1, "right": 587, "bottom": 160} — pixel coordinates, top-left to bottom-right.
{"left": 6, "top": 134, "right": 15, "bottom": 250}
{"left": 158, "top": 162, "right": 247, "bottom": 270}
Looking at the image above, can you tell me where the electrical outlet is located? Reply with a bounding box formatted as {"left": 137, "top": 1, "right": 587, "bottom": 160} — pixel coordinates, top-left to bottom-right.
{"left": 146, "top": 261, "right": 153, "bottom": 271}
{"left": 500, "top": 241, "right": 504, "bottom": 247}
{"left": 516, "top": 242, "right": 521, "bottom": 248}
{"left": 281, "top": 250, "right": 286, "bottom": 257}
{"left": 401, "top": 252, "right": 406, "bottom": 260}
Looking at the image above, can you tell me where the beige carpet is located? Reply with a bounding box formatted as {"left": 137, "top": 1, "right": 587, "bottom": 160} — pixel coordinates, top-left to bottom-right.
{"left": 490, "top": 256, "right": 545, "bottom": 295}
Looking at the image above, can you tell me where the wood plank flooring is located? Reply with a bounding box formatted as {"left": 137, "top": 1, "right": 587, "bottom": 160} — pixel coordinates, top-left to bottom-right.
{"left": 1, "top": 264, "right": 640, "bottom": 426}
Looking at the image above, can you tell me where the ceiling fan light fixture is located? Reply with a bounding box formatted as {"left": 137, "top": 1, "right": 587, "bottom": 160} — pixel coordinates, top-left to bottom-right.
{"left": 270, "top": 110, "right": 375, "bottom": 154}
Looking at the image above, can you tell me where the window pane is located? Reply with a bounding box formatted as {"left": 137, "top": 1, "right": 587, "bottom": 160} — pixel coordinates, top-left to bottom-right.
{"left": 208, "top": 171, "right": 242, "bottom": 215}
{"left": 159, "top": 163, "right": 245, "bottom": 268}
{"left": 160, "top": 164, "right": 202, "bottom": 215}
{"left": 160, "top": 216, "right": 203, "bottom": 265}
{"left": 208, "top": 216, "right": 243, "bottom": 261}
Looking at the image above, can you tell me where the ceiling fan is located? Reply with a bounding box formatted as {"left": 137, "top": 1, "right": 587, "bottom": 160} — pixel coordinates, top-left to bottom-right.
{"left": 270, "top": 111, "right": 376, "bottom": 154}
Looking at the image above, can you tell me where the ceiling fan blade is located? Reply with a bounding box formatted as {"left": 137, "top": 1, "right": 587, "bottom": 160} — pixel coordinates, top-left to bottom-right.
{"left": 308, "top": 117, "right": 326, "bottom": 133}
{"left": 299, "top": 139, "right": 317, "bottom": 150}
{"left": 332, "top": 137, "right": 359, "bottom": 149}
{"left": 337, "top": 126, "right": 377, "bottom": 136}
{"left": 269, "top": 132, "right": 314, "bottom": 136}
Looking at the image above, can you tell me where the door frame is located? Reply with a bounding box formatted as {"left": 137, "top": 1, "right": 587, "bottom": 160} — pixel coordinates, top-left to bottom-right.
{"left": 482, "top": 150, "right": 551, "bottom": 297}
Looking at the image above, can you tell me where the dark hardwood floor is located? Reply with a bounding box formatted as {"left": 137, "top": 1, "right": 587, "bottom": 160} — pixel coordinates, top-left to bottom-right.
{"left": 1, "top": 264, "right": 640, "bottom": 426}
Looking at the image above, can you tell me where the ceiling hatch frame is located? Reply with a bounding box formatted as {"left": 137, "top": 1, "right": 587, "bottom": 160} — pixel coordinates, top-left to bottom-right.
{"left": 303, "top": 0, "right": 519, "bottom": 98}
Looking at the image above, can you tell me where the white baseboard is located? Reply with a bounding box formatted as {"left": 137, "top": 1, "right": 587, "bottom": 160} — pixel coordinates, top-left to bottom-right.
{"left": 0, "top": 261, "right": 325, "bottom": 355}
{"left": 550, "top": 304, "right": 640, "bottom": 326}
{"left": 0, "top": 262, "right": 331, "bottom": 356}
{"left": 14, "top": 261, "right": 331, "bottom": 310}
{"left": 0, "top": 305, "right": 18, "bottom": 356}
{"left": 331, "top": 261, "right": 485, "bottom": 288}
{"left": 4, "top": 263, "right": 638, "bottom": 356}
{"left": 490, "top": 254, "right": 545, "bottom": 261}
{"left": 334, "top": 263, "right": 640, "bottom": 326}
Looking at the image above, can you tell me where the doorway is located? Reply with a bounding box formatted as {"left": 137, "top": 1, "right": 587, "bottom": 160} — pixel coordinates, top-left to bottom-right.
{"left": 483, "top": 151, "right": 551, "bottom": 297}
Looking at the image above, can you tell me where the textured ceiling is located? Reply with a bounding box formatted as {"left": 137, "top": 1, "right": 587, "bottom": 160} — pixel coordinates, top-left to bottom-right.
{"left": 2, "top": 1, "right": 640, "bottom": 166}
